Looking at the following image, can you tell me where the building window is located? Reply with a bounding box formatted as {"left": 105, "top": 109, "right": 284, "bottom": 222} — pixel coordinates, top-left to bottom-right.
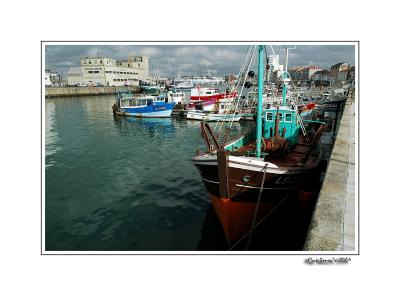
{"left": 88, "top": 71, "right": 93, "bottom": 73}
{"left": 100, "top": 60, "right": 103, "bottom": 64}
{"left": 89, "top": 61, "right": 91, "bottom": 64}
{"left": 94, "top": 71, "right": 99, "bottom": 73}
{"left": 266, "top": 112, "right": 273, "bottom": 121}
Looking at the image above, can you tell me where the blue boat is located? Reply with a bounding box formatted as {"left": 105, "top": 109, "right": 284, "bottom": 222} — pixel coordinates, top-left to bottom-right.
{"left": 113, "top": 91, "right": 175, "bottom": 118}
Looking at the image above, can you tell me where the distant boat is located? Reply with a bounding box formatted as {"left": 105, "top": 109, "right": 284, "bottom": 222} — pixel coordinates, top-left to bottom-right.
{"left": 169, "top": 80, "right": 194, "bottom": 90}
{"left": 141, "top": 85, "right": 162, "bottom": 95}
{"left": 186, "top": 111, "right": 241, "bottom": 122}
{"left": 165, "top": 91, "right": 188, "bottom": 116}
{"left": 113, "top": 91, "right": 175, "bottom": 118}
{"left": 140, "top": 78, "right": 165, "bottom": 95}
{"left": 186, "top": 97, "right": 241, "bottom": 122}
{"left": 166, "top": 91, "right": 186, "bottom": 104}
{"left": 187, "top": 87, "right": 237, "bottom": 112}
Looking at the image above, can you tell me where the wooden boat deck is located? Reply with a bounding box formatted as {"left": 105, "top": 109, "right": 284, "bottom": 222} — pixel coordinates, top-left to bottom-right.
{"left": 229, "top": 134, "right": 315, "bottom": 167}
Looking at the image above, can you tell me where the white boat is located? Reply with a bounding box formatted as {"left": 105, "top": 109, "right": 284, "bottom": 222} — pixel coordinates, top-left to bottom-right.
{"left": 186, "top": 110, "right": 241, "bottom": 122}
{"left": 167, "top": 91, "right": 186, "bottom": 104}
{"left": 170, "top": 80, "right": 194, "bottom": 90}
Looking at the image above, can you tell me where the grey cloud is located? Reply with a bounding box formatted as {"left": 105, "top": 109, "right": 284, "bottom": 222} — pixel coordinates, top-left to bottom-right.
{"left": 45, "top": 44, "right": 355, "bottom": 76}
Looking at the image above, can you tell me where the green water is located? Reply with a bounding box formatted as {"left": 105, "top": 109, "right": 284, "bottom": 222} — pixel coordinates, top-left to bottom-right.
{"left": 45, "top": 95, "right": 253, "bottom": 251}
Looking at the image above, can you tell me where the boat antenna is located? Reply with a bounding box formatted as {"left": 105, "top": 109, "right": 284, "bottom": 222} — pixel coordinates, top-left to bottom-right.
{"left": 280, "top": 45, "right": 296, "bottom": 106}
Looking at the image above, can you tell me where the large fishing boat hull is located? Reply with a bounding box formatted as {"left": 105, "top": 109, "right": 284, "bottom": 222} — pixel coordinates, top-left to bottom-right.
{"left": 192, "top": 152, "right": 322, "bottom": 244}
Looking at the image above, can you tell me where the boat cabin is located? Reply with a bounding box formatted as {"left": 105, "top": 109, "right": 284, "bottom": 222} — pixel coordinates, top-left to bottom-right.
{"left": 263, "top": 106, "right": 300, "bottom": 146}
{"left": 167, "top": 91, "right": 185, "bottom": 104}
{"left": 118, "top": 95, "right": 167, "bottom": 108}
{"left": 190, "top": 87, "right": 219, "bottom": 97}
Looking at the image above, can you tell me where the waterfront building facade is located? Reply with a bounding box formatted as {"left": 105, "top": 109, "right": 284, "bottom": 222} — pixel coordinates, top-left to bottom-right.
{"left": 267, "top": 55, "right": 284, "bottom": 82}
{"left": 289, "top": 65, "right": 322, "bottom": 82}
{"left": 66, "top": 67, "right": 83, "bottom": 86}
{"left": 66, "top": 55, "right": 149, "bottom": 86}
{"left": 330, "top": 62, "right": 349, "bottom": 86}
{"left": 311, "top": 69, "right": 331, "bottom": 86}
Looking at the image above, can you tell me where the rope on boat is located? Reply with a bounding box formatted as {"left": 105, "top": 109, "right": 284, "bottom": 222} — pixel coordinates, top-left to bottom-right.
{"left": 245, "top": 163, "right": 268, "bottom": 250}
{"left": 297, "top": 113, "right": 310, "bottom": 143}
{"left": 214, "top": 46, "right": 252, "bottom": 135}
{"left": 228, "top": 186, "right": 295, "bottom": 251}
{"left": 215, "top": 46, "right": 257, "bottom": 138}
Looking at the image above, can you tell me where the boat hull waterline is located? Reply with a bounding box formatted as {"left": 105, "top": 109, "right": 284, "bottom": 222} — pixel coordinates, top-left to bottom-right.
{"left": 117, "top": 103, "right": 175, "bottom": 118}
{"left": 193, "top": 150, "right": 322, "bottom": 244}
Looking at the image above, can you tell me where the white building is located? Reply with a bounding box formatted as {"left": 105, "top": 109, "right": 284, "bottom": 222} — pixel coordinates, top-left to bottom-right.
{"left": 66, "top": 67, "right": 83, "bottom": 86}
{"left": 266, "top": 55, "right": 284, "bottom": 81}
{"left": 45, "top": 69, "right": 62, "bottom": 87}
{"left": 45, "top": 72, "right": 52, "bottom": 86}
{"left": 67, "top": 55, "right": 149, "bottom": 86}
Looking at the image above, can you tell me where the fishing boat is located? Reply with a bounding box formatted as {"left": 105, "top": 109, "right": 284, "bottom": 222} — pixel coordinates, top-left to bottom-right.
{"left": 113, "top": 91, "right": 175, "bottom": 118}
{"left": 192, "top": 46, "right": 326, "bottom": 245}
{"left": 190, "top": 86, "right": 237, "bottom": 102}
{"left": 169, "top": 79, "right": 194, "bottom": 90}
{"left": 186, "top": 110, "right": 241, "bottom": 122}
{"left": 167, "top": 91, "right": 186, "bottom": 104}
{"left": 140, "top": 79, "right": 163, "bottom": 95}
{"left": 187, "top": 87, "right": 237, "bottom": 112}
{"left": 167, "top": 91, "right": 188, "bottom": 116}
{"left": 141, "top": 85, "right": 162, "bottom": 95}
{"left": 186, "top": 97, "right": 241, "bottom": 122}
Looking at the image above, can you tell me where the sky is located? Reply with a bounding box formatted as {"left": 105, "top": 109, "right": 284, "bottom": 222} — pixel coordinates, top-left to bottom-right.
{"left": 45, "top": 44, "right": 355, "bottom": 77}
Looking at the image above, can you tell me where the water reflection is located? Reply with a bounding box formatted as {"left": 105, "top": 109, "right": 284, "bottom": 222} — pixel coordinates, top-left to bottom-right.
{"left": 45, "top": 95, "right": 258, "bottom": 251}
{"left": 113, "top": 116, "right": 175, "bottom": 138}
{"left": 45, "top": 100, "right": 62, "bottom": 168}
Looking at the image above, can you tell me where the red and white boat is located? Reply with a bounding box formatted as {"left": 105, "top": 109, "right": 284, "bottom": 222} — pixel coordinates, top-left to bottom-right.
{"left": 187, "top": 86, "right": 237, "bottom": 112}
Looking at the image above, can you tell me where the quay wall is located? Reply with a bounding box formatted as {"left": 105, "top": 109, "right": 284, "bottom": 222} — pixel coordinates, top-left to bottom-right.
{"left": 45, "top": 86, "right": 141, "bottom": 98}
{"left": 303, "top": 91, "right": 356, "bottom": 251}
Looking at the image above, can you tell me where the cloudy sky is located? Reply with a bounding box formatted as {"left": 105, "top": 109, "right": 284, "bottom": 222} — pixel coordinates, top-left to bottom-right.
{"left": 45, "top": 44, "right": 355, "bottom": 76}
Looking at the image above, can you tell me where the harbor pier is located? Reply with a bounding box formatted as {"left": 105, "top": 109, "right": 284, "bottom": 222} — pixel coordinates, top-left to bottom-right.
{"left": 303, "top": 92, "right": 356, "bottom": 251}
{"left": 45, "top": 86, "right": 141, "bottom": 98}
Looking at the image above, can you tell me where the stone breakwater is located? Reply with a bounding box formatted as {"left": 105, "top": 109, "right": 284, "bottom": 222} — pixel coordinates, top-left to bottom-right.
{"left": 45, "top": 86, "right": 141, "bottom": 98}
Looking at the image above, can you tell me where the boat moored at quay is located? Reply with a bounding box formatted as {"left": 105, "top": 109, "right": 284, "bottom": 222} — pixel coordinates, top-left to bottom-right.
{"left": 192, "top": 45, "right": 327, "bottom": 245}
{"left": 113, "top": 91, "right": 175, "bottom": 118}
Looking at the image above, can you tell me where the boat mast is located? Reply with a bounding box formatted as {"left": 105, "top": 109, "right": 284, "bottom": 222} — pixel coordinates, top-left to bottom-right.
{"left": 256, "top": 45, "right": 264, "bottom": 158}
{"left": 281, "top": 45, "right": 296, "bottom": 107}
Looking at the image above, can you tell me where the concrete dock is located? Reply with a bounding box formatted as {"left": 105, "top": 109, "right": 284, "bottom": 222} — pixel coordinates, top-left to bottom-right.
{"left": 45, "top": 85, "right": 141, "bottom": 98}
{"left": 303, "top": 93, "right": 356, "bottom": 251}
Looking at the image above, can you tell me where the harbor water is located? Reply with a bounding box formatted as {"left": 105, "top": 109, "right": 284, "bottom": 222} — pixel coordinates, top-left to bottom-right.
{"left": 45, "top": 95, "right": 254, "bottom": 251}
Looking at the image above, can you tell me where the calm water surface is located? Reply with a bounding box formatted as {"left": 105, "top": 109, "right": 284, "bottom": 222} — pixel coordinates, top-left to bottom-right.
{"left": 45, "top": 95, "right": 253, "bottom": 251}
